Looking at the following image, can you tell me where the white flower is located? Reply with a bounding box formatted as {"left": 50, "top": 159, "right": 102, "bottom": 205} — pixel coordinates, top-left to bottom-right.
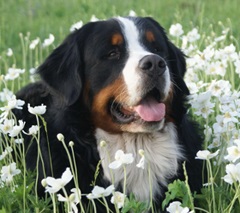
{"left": 87, "top": 185, "right": 115, "bottom": 199}
{"left": 29, "top": 67, "right": 37, "bottom": 75}
{"left": 6, "top": 48, "right": 13, "bottom": 57}
{"left": 1, "top": 162, "right": 21, "bottom": 183}
{"left": 44, "top": 167, "right": 73, "bottom": 194}
{"left": 190, "top": 91, "right": 215, "bottom": 119}
{"left": 195, "top": 149, "right": 219, "bottom": 160}
{"left": 186, "top": 28, "right": 200, "bottom": 43}
{"left": 42, "top": 34, "right": 55, "bottom": 48}
{"left": 109, "top": 150, "right": 134, "bottom": 170}
{"left": 70, "top": 20, "right": 83, "bottom": 32}
{"left": 0, "top": 88, "right": 14, "bottom": 102}
{"left": 111, "top": 191, "right": 126, "bottom": 209}
{"left": 28, "top": 103, "right": 46, "bottom": 115}
{"left": 169, "top": 23, "right": 184, "bottom": 37}
{"left": 167, "top": 201, "right": 193, "bottom": 213}
{"left": 27, "top": 125, "right": 39, "bottom": 135}
{"left": 8, "top": 120, "right": 25, "bottom": 137}
{"left": 225, "top": 139, "right": 240, "bottom": 162}
{"left": 90, "top": 15, "right": 99, "bottom": 22}
{"left": 206, "top": 61, "right": 227, "bottom": 77}
{"left": 70, "top": 188, "right": 82, "bottom": 203}
{"left": 0, "top": 147, "right": 13, "bottom": 160}
{"left": 223, "top": 163, "right": 240, "bottom": 185}
{"left": 0, "top": 95, "right": 25, "bottom": 119}
{"left": 223, "top": 44, "right": 236, "bottom": 56}
{"left": 136, "top": 149, "right": 145, "bottom": 169}
{"left": 0, "top": 119, "right": 15, "bottom": 134}
{"left": 5, "top": 68, "right": 25, "bottom": 81}
{"left": 208, "top": 80, "right": 231, "bottom": 97}
{"left": 29, "top": 38, "right": 40, "bottom": 49}
{"left": 57, "top": 188, "right": 81, "bottom": 213}
{"left": 129, "top": 10, "right": 137, "bottom": 16}
{"left": 29, "top": 68, "right": 37, "bottom": 82}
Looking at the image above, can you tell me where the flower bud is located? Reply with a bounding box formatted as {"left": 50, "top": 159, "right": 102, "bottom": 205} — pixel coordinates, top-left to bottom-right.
{"left": 57, "top": 133, "right": 64, "bottom": 141}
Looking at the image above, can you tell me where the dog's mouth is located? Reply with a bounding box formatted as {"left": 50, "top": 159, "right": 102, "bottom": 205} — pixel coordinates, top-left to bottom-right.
{"left": 110, "top": 88, "right": 166, "bottom": 124}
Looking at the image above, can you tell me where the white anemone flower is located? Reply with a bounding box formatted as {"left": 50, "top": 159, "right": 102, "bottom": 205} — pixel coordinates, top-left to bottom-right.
{"left": 0, "top": 147, "right": 13, "bottom": 160}
{"left": 111, "top": 191, "right": 126, "bottom": 209}
{"left": 195, "top": 149, "right": 219, "bottom": 160}
{"left": 8, "top": 120, "right": 25, "bottom": 137}
{"left": 0, "top": 95, "right": 25, "bottom": 112}
{"left": 186, "top": 28, "right": 200, "bottom": 43}
{"left": 166, "top": 201, "right": 193, "bottom": 213}
{"left": 223, "top": 163, "right": 240, "bottom": 185}
{"left": 87, "top": 185, "right": 115, "bottom": 199}
{"left": 169, "top": 23, "right": 184, "bottom": 37}
{"left": 27, "top": 125, "right": 39, "bottom": 135}
{"left": 45, "top": 167, "right": 73, "bottom": 194}
{"left": 225, "top": 139, "right": 240, "bottom": 162}
{"left": 0, "top": 119, "right": 15, "bottom": 134}
{"left": 0, "top": 162, "right": 21, "bottom": 183}
{"left": 190, "top": 91, "right": 215, "bottom": 119}
{"left": 28, "top": 103, "right": 46, "bottom": 115}
{"left": 6, "top": 48, "right": 13, "bottom": 57}
{"left": 5, "top": 68, "right": 25, "bottom": 81}
{"left": 129, "top": 10, "right": 137, "bottom": 17}
{"left": 42, "top": 34, "right": 55, "bottom": 48}
{"left": 29, "top": 38, "right": 40, "bottom": 49}
{"left": 57, "top": 188, "right": 81, "bottom": 213}
{"left": 0, "top": 95, "right": 25, "bottom": 122}
{"left": 90, "top": 15, "right": 99, "bottom": 22}
{"left": 0, "top": 88, "right": 14, "bottom": 102}
{"left": 109, "top": 150, "right": 134, "bottom": 170}
{"left": 70, "top": 20, "right": 83, "bottom": 32}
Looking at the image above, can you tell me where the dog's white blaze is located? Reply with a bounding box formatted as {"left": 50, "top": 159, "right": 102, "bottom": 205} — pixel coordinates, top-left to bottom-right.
{"left": 117, "top": 17, "right": 152, "bottom": 105}
{"left": 117, "top": 17, "right": 171, "bottom": 105}
{"left": 96, "top": 123, "right": 183, "bottom": 202}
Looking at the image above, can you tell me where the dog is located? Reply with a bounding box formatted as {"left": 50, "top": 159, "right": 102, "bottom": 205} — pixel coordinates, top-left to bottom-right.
{"left": 15, "top": 16, "right": 203, "bottom": 211}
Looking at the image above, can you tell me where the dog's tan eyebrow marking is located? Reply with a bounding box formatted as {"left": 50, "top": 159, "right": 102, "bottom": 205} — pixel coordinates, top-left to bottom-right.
{"left": 146, "top": 31, "right": 155, "bottom": 42}
{"left": 111, "top": 33, "right": 123, "bottom": 45}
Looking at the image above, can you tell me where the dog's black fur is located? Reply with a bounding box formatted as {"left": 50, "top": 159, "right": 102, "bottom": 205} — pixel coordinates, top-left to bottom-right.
{"left": 14, "top": 17, "right": 203, "bottom": 212}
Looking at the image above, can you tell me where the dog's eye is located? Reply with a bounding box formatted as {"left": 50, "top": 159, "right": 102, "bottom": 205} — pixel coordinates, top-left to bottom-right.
{"left": 153, "top": 46, "right": 161, "bottom": 53}
{"left": 107, "top": 49, "right": 120, "bottom": 60}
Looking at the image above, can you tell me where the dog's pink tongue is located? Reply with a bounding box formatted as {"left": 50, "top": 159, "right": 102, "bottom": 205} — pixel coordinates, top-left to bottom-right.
{"left": 134, "top": 97, "right": 165, "bottom": 122}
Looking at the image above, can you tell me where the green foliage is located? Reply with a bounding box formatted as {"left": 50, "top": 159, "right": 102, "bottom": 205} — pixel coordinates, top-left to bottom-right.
{"left": 121, "top": 194, "right": 149, "bottom": 213}
{"left": 162, "top": 180, "right": 193, "bottom": 210}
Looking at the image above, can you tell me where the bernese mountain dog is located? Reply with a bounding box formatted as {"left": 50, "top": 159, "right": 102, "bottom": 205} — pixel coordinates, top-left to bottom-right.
{"left": 15, "top": 16, "right": 203, "bottom": 211}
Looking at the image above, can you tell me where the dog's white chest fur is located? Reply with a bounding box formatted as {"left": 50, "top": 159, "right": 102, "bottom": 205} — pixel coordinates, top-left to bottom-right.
{"left": 95, "top": 123, "right": 183, "bottom": 202}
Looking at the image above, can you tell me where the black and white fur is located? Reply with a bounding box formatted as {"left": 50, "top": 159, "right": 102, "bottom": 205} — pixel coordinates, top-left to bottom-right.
{"left": 15, "top": 16, "right": 203, "bottom": 212}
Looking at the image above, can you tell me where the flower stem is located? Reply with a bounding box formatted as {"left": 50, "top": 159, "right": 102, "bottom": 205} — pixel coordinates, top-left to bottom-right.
{"left": 102, "top": 196, "right": 110, "bottom": 213}
{"left": 123, "top": 166, "right": 127, "bottom": 196}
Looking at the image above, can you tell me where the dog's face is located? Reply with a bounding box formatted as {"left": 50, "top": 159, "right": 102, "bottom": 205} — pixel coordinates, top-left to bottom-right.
{"left": 39, "top": 17, "right": 189, "bottom": 133}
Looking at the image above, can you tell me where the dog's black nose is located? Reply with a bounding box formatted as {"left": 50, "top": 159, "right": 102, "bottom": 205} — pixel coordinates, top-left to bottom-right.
{"left": 138, "top": 55, "right": 166, "bottom": 76}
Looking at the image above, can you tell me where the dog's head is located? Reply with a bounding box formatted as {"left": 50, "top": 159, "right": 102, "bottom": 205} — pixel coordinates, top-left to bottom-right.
{"left": 38, "top": 16, "right": 189, "bottom": 133}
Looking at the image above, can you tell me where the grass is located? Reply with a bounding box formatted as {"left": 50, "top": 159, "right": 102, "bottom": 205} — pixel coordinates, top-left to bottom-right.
{"left": 1, "top": 0, "right": 240, "bottom": 57}
{"left": 0, "top": 0, "right": 240, "bottom": 212}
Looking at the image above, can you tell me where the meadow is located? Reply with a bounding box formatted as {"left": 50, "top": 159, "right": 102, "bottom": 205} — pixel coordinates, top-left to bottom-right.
{"left": 0, "top": 0, "right": 240, "bottom": 212}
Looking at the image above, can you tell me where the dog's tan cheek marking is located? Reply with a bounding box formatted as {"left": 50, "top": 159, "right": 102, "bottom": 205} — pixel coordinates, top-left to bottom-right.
{"left": 111, "top": 33, "right": 123, "bottom": 46}
{"left": 91, "top": 76, "right": 128, "bottom": 133}
{"left": 146, "top": 31, "right": 155, "bottom": 42}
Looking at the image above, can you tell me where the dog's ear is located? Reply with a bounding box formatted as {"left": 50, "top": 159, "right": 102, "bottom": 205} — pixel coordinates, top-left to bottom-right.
{"left": 37, "top": 28, "right": 87, "bottom": 106}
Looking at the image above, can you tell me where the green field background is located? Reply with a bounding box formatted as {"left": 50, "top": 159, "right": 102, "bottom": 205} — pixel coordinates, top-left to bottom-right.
{"left": 1, "top": 0, "right": 239, "bottom": 53}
